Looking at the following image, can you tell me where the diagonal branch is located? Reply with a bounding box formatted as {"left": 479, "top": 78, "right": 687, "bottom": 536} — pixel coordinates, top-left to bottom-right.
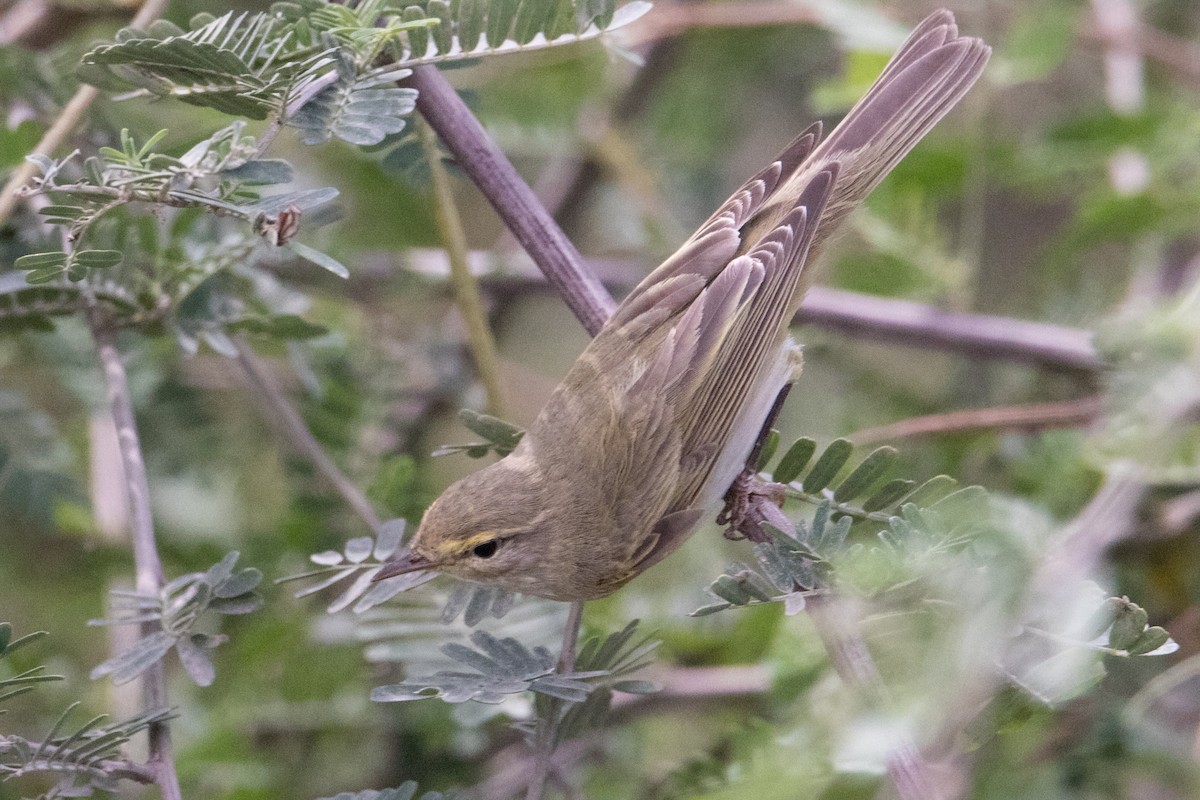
{"left": 232, "top": 336, "right": 382, "bottom": 531}
{"left": 848, "top": 396, "right": 1104, "bottom": 446}
{"left": 406, "top": 65, "right": 615, "bottom": 337}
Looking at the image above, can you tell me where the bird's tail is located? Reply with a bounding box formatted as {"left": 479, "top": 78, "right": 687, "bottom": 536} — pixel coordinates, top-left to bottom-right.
{"left": 772, "top": 9, "right": 991, "bottom": 233}
{"left": 679, "top": 11, "right": 989, "bottom": 513}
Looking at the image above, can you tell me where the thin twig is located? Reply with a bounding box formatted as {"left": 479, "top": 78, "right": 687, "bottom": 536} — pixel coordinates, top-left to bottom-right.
{"left": 795, "top": 287, "right": 1102, "bottom": 372}
{"left": 627, "top": 1, "right": 822, "bottom": 45}
{"left": 99, "top": 758, "right": 158, "bottom": 785}
{"left": 0, "top": 0, "right": 171, "bottom": 226}
{"left": 232, "top": 336, "right": 382, "bottom": 531}
{"left": 407, "top": 65, "right": 615, "bottom": 337}
{"left": 525, "top": 601, "right": 586, "bottom": 800}
{"left": 558, "top": 601, "right": 585, "bottom": 673}
{"left": 848, "top": 396, "right": 1104, "bottom": 446}
{"left": 419, "top": 119, "right": 507, "bottom": 418}
{"left": 86, "top": 307, "right": 182, "bottom": 800}
{"left": 0, "top": 86, "right": 98, "bottom": 225}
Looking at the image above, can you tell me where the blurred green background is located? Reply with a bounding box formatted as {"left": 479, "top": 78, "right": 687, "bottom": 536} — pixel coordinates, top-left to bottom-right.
{"left": 2, "top": 0, "right": 1200, "bottom": 798}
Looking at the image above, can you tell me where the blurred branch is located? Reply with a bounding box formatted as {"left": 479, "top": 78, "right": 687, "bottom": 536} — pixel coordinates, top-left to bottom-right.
{"left": 397, "top": 250, "right": 1104, "bottom": 372}
{"left": 232, "top": 336, "right": 382, "bottom": 531}
{"left": 0, "top": 0, "right": 170, "bottom": 226}
{"left": 546, "top": 36, "right": 688, "bottom": 238}
{"left": 848, "top": 396, "right": 1104, "bottom": 447}
{"left": 86, "top": 307, "right": 181, "bottom": 800}
{"left": 795, "top": 286, "right": 1101, "bottom": 372}
{"left": 1089, "top": 0, "right": 1144, "bottom": 115}
{"left": 97, "top": 758, "right": 157, "bottom": 785}
{"left": 806, "top": 595, "right": 941, "bottom": 799}
{"left": 1089, "top": 0, "right": 1149, "bottom": 195}
{"left": 627, "top": 1, "right": 822, "bottom": 45}
{"left": 1084, "top": 15, "right": 1200, "bottom": 91}
{"left": 419, "top": 119, "right": 507, "bottom": 418}
{"left": 1040, "top": 470, "right": 1146, "bottom": 591}
{"left": 0, "top": 0, "right": 132, "bottom": 49}
{"left": 481, "top": 737, "right": 600, "bottom": 800}
{"left": 1159, "top": 488, "right": 1200, "bottom": 535}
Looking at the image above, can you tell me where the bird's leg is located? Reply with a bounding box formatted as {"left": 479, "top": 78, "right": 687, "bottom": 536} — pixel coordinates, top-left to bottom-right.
{"left": 718, "top": 383, "right": 795, "bottom": 543}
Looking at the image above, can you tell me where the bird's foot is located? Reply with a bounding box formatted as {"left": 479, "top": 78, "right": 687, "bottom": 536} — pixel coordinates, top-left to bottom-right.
{"left": 717, "top": 469, "right": 794, "bottom": 543}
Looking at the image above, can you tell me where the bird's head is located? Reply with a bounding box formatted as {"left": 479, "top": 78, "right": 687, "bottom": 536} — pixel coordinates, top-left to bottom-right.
{"left": 373, "top": 457, "right": 554, "bottom": 594}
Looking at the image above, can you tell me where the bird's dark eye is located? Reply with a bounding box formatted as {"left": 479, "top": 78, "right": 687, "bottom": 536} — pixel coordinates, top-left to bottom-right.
{"left": 472, "top": 540, "right": 500, "bottom": 559}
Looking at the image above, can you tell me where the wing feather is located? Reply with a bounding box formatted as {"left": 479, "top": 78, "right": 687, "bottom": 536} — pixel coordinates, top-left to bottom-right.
{"left": 526, "top": 11, "right": 989, "bottom": 582}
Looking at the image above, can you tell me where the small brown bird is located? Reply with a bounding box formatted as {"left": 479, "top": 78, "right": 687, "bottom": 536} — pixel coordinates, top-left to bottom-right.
{"left": 377, "top": 10, "right": 990, "bottom": 601}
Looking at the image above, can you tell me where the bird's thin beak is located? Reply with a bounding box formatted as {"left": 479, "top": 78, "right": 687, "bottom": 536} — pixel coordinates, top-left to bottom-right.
{"left": 373, "top": 549, "right": 436, "bottom": 582}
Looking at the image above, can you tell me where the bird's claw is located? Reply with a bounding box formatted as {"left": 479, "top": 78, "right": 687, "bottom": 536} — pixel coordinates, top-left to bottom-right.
{"left": 717, "top": 469, "right": 793, "bottom": 543}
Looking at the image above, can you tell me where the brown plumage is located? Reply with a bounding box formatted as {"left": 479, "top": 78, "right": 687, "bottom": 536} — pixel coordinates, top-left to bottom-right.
{"left": 377, "top": 10, "right": 991, "bottom": 601}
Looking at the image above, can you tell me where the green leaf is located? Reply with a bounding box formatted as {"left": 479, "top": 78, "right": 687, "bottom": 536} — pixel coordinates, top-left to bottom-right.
{"left": 710, "top": 574, "right": 752, "bottom": 605}
{"left": 1127, "top": 626, "right": 1172, "bottom": 656}
{"left": 457, "top": 0, "right": 486, "bottom": 51}
{"left": 91, "top": 630, "right": 176, "bottom": 685}
{"left": 773, "top": 437, "right": 817, "bottom": 484}
{"left": 289, "top": 61, "right": 418, "bottom": 146}
{"left": 405, "top": 6, "right": 432, "bottom": 57}
{"left": 214, "top": 567, "right": 262, "bottom": 598}
{"left": 458, "top": 408, "right": 525, "bottom": 452}
{"left": 690, "top": 601, "right": 733, "bottom": 617}
{"left": 15, "top": 252, "right": 68, "bottom": 270}
{"left": 227, "top": 314, "right": 329, "bottom": 340}
{"left": 755, "top": 429, "right": 780, "bottom": 471}
{"left": 205, "top": 551, "right": 241, "bottom": 586}
{"left": 37, "top": 204, "right": 87, "bottom": 221}
{"left": 486, "top": 0, "right": 521, "bottom": 46}
{"left": 0, "top": 627, "right": 49, "bottom": 657}
{"left": 440, "top": 583, "right": 516, "bottom": 625}
{"left": 812, "top": 501, "right": 851, "bottom": 552}
{"left": 221, "top": 158, "right": 294, "bottom": 184}
{"left": 74, "top": 249, "right": 123, "bottom": 269}
{"left": 1108, "top": 600, "right": 1149, "bottom": 651}
{"left": 79, "top": 11, "right": 290, "bottom": 118}
{"left": 904, "top": 474, "right": 958, "bottom": 507}
{"left": 176, "top": 635, "right": 216, "bottom": 686}
{"left": 287, "top": 240, "right": 350, "bottom": 278}
{"left": 833, "top": 446, "right": 897, "bottom": 502}
{"left": 862, "top": 478, "right": 916, "bottom": 512}
{"left": 22, "top": 268, "right": 64, "bottom": 285}
{"left": 800, "top": 439, "right": 853, "bottom": 493}
{"left": 374, "top": 519, "right": 407, "bottom": 560}
{"left": 513, "top": 0, "right": 551, "bottom": 44}
{"left": 209, "top": 595, "right": 264, "bottom": 615}
{"left": 428, "top": 0, "right": 453, "bottom": 54}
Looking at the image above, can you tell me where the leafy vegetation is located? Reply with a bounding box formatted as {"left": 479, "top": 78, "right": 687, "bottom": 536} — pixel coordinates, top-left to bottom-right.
{"left": 2, "top": 0, "right": 1200, "bottom": 798}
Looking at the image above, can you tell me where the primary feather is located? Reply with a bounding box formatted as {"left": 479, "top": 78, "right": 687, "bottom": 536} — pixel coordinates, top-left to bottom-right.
{"left": 382, "top": 10, "right": 991, "bottom": 601}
